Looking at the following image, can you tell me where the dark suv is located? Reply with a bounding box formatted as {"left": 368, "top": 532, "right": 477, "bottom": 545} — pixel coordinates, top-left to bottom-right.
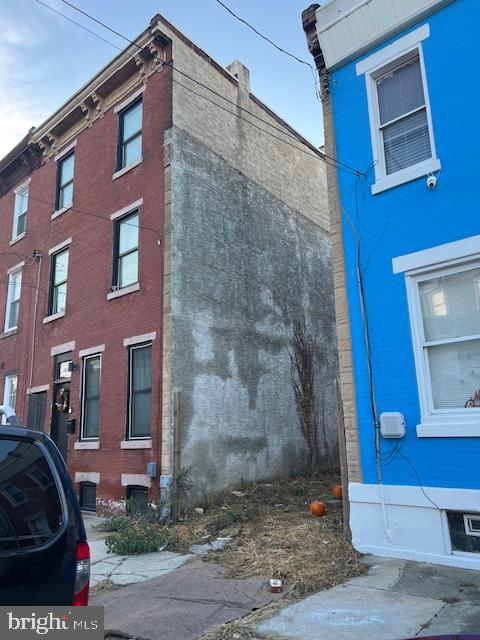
{"left": 0, "top": 423, "right": 90, "bottom": 605}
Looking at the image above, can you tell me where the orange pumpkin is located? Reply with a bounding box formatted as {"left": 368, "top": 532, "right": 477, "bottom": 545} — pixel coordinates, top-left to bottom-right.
{"left": 309, "top": 500, "right": 326, "bottom": 517}
{"left": 331, "top": 484, "right": 343, "bottom": 499}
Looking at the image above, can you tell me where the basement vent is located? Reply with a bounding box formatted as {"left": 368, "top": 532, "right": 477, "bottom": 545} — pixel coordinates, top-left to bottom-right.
{"left": 447, "top": 511, "right": 480, "bottom": 553}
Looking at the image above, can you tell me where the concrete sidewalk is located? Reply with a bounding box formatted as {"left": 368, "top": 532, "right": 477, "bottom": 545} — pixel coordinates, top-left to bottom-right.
{"left": 256, "top": 556, "right": 480, "bottom": 640}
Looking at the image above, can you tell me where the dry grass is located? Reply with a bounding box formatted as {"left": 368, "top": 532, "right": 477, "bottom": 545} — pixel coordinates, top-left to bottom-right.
{"left": 170, "top": 476, "right": 364, "bottom": 595}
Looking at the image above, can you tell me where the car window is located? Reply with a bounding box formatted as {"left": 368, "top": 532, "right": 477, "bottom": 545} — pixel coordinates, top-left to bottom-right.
{"left": 0, "top": 438, "right": 63, "bottom": 552}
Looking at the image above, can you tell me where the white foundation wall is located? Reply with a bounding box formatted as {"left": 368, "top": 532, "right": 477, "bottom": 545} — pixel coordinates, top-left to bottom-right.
{"left": 350, "top": 482, "right": 480, "bottom": 570}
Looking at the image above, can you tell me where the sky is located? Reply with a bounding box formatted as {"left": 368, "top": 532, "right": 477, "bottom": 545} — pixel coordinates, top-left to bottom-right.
{"left": 0, "top": 0, "right": 324, "bottom": 160}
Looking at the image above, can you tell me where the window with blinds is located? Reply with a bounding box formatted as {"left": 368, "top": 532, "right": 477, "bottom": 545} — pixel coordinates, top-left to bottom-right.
{"left": 418, "top": 267, "right": 480, "bottom": 411}
{"left": 376, "top": 55, "right": 432, "bottom": 175}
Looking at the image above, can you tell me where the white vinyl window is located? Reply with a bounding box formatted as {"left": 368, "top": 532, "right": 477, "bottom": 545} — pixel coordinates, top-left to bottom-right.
{"left": 4, "top": 268, "right": 22, "bottom": 331}
{"left": 406, "top": 259, "right": 480, "bottom": 437}
{"left": 358, "top": 25, "right": 440, "bottom": 194}
{"left": 12, "top": 183, "right": 29, "bottom": 240}
{"left": 2, "top": 374, "right": 18, "bottom": 424}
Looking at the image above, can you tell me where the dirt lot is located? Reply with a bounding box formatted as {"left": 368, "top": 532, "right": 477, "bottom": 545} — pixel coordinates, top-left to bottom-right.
{"left": 170, "top": 475, "right": 364, "bottom": 595}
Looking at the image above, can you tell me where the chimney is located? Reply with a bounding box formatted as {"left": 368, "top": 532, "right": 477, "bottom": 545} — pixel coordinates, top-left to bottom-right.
{"left": 226, "top": 60, "right": 250, "bottom": 94}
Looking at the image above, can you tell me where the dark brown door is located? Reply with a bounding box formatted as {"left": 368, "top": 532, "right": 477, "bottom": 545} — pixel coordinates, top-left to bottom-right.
{"left": 50, "top": 353, "right": 72, "bottom": 461}
{"left": 27, "top": 392, "right": 47, "bottom": 432}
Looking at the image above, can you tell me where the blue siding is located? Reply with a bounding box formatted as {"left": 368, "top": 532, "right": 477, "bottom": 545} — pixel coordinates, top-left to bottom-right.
{"left": 331, "top": 0, "right": 480, "bottom": 488}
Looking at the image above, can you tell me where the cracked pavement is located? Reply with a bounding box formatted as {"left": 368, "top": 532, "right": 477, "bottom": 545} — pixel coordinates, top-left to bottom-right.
{"left": 256, "top": 556, "right": 480, "bottom": 639}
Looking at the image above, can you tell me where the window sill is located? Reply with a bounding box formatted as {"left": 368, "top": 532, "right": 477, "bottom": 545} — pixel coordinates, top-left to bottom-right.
{"left": 107, "top": 282, "right": 140, "bottom": 300}
{"left": 43, "top": 310, "right": 66, "bottom": 324}
{"left": 1, "top": 328, "right": 17, "bottom": 339}
{"left": 51, "top": 205, "right": 72, "bottom": 220}
{"left": 112, "top": 158, "right": 142, "bottom": 181}
{"left": 372, "top": 158, "right": 441, "bottom": 195}
{"left": 74, "top": 440, "right": 100, "bottom": 450}
{"left": 417, "top": 420, "right": 480, "bottom": 438}
{"left": 120, "top": 439, "right": 152, "bottom": 449}
{"left": 9, "top": 232, "right": 26, "bottom": 246}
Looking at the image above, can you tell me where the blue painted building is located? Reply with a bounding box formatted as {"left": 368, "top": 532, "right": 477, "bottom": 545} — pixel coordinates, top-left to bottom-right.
{"left": 304, "top": 0, "right": 480, "bottom": 568}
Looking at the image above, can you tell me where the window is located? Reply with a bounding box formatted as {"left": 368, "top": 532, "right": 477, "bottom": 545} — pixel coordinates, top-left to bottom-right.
{"left": 27, "top": 391, "right": 47, "bottom": 432}
{"left": 358, "top": 25, "right": 440, "bottom": 194}
{"left": 113, "top": 213, "right": 139, "bottom": 289}
{"left": 4, "top": 269, "right": 22, "bottom": 331}
{"left": 56, "top": 152, "right": 74, "bottom": 210}
{"left": 49, "top": 248, "right": 69, "bottom": 315}
{"left": 406, "top": 258, "right": 480, "bottom": 436}
{"left": 127, "top": 486, "right": 148, "bottom": 512}
{"left": 0, "top": 437, "right": 63, "bottom": 551}
{"left": 118, "top": 99, "right": 142, "bottom": 170}
{"left": 2, "top": 374, "right": 18, "bottom": 424}
{"left": 81, "top": 355, "right": 101, "bottom": 440}
{"left": 12, "top": 184, "right": 29, "bottom": 239}
{"left": 128, "top": 343, "right": 151, "bottom": 438}
{"left": 79, "top": 482, "right": 96, "bottom": 512}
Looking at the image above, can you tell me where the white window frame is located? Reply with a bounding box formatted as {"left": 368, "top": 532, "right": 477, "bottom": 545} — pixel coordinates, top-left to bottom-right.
{"left": 2, "top": 373, "right": 18, "bottom": 424}
{"left": 357, "top": 24, "right": 440, "bottom": 195}
{"left": 12, "top": 180, "right": 30, "bottom": 241}
{"left": 4, "top": 267, "right": 23, "bottom": 332}
{"left": 80, "top": 353, "right": 101, "bottom": 441}
{"left": 403, "top": 252, "right": 480, "bottom": 438}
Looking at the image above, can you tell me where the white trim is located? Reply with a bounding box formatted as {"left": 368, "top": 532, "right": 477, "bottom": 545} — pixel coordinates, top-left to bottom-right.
{"left": 43, "top": 310, "right": 65, "bottom": 325}
{"left": 9, "top": 232, "right": 26, "bottom": 246}
{"left": 393, "top": 235, "right": 480, "bottom": 274}
{"left": 112, "top": 158, "right": 142, "bottom": 181}
{"left": 78, "top": 344, "right": 105, "bottom": 358}
{"left": 7, "top": 261, "right": 25, "bottom": 274}
{"left": 107, "top": 282, "right": 140, "bottom": 300}
{"left": 74, "top": 441, "right": 100, "bottom": 450}
{"left": 28, "top": 384, "right": 49, "bottom": 394}
{"left": 358, "top": 26, "right": 439, "bottom": 195}
{"left": 113, "top": 85, "right": 145, "bottom": 113}
{"left": 75, "top": 472, "right": 100, "bottom": 484}
{"left": 120, "top": 439, "right": 152, "bottom": 449}
{"left": 13, "top": 177, "right": 31, "bottom": 193}
{"left": 123, "top": 332, "right": 156, "bottom": 347}
{"left": 109, "top": 198, "right": 143, "bottom": 221}
{"left": 54, "top": 139, "right": 77, "bottom": 162}
{"left": 121, "top": 473, "right": 151, "bottom": 488}
{"left": 51, "top": 205, "right": 73, "bottom": 220}
{"left": 356, "top": 24, "right": 430, "bottom": 75}
{"left": 48, "top": 237, "right": 71, "bottom": 256}
{"left": 51, "top": 341, "right": 75, "bottom": 357}
{"left": 349, "top": 482, "right": 480, "bottom": 570}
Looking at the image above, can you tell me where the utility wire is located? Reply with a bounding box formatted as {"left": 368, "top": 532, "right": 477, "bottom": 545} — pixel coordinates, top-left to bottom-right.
{"left": 47, "top": 0, "right": 363, "bottom": 176}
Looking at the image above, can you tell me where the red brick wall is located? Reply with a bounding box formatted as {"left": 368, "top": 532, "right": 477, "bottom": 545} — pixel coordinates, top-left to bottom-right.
{"left": 0, "top": 67, "right": 172, "bottom": 511}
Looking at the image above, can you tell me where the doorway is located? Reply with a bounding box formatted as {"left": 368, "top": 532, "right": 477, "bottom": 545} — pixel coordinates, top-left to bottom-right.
{"left": 50, "top": 352, "right": 72, "bottom": 461}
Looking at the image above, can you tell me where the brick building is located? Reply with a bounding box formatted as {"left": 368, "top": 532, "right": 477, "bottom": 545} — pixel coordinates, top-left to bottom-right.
{"left": 0, "top": 14, "right": 336, "bottom": 513}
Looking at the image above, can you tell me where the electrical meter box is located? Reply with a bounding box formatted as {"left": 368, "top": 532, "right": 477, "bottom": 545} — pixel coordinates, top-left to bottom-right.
{"left": 380, "top": 412, "right": 406, "bottom": 438}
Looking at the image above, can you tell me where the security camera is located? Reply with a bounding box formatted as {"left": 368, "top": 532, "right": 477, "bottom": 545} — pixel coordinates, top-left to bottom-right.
{"left": 427, "top": 174, "right": 437, "bottom": 189}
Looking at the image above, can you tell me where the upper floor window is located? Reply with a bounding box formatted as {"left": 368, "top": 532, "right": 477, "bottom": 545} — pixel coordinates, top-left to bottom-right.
{"left": 113, "top": 212, "right": 139, "bottom": 289}
{"left": 118, "top": 100, "right": 142, "bottom": 170}
{"left": 127, "top": 343, "right": 151, "bottom": 439}
{"left": 49, "top": 248, "right": 69, "bottom": 315}
{"left": 80, "top": 354, "right": 101, "bottom": 440}
{"left": 4, "top": 268, "right": 22, "bottom": 331}
{"left": 56, "top": 152, "right": 74, "bottom": 211}
{"left": 12, "top": 184, "right": 29, "bottom": 240}
{"left": 357, "top": 24, "right": 440, "bottom": 195}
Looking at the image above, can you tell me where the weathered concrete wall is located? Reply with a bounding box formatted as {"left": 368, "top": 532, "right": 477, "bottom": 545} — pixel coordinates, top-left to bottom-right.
{"left": 169, "top": 126, "right": 338, "bottom": 501}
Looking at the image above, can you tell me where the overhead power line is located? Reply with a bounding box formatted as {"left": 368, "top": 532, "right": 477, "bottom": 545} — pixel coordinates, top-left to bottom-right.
{"left": 32, "top": 0, "right": 363, "bottom": 176}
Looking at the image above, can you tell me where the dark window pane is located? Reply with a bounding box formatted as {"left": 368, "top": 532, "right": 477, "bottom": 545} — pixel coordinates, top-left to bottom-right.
{"left": 17, "top": 212, "right": 26, "bottom": 236}
{"left": 130, "top": 345, "right": 151, "bottom": 438}
{"left": 79, "top": 482, "right": 96, "bottom": 512}
{"left": 82, "top": 356, "right": 100, "bottom": 439}
{"left": 0, "top": 438, "right": 63, "bottom": 552}
{"left": 127, "top": 486, "right": 148, "bottom": 512}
